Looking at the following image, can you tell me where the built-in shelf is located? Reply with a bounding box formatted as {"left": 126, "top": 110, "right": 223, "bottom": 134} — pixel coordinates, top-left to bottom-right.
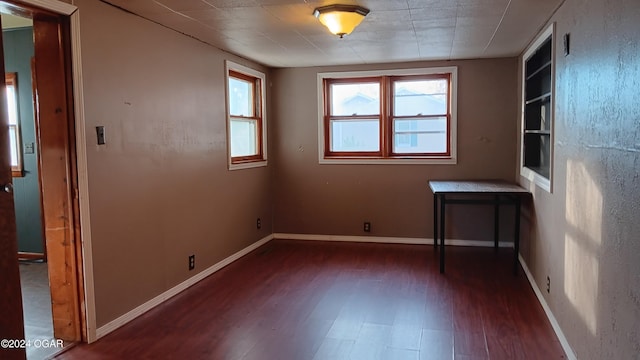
{"left": 521, "top": 23, "right": 554, "bottom": 193}
{"left": 525, "top": 130, "right": 551, "bottom": 135}
{"left": 525, "top": 92, "right": 552, "bottom": 105}
{"left": 526, "top": 61, "right": 552, "bottom": 81}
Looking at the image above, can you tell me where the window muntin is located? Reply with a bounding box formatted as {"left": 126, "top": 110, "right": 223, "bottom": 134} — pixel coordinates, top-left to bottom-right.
{"left": 5, "top": 73, "right": 22, "bottom": 176}
{"left": 226, "top": 64, "right": 266, "bottom": 168}
{"left": 321, "top": 69, "right": 454, "bottom": 161}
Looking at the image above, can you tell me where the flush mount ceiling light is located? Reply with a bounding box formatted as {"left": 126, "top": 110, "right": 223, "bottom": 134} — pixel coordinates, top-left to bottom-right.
{"left": 313, "top": 4, "right": 370, "bottom": 38}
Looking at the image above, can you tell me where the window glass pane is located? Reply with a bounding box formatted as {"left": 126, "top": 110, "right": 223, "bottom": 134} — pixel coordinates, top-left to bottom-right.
{"left": 330, "top": 119, "right": 379, "bottom": 152}
{"left": 230, "top": 118, "right": 257, "bottom": 157}
{"left": 6, "top": 84, "right": 17, "bottom": 125}
{"left": 393, "top": 117, "right": 447, "bottom": 153}
{"left": 330, "top": 82, "right": 379, "bottom": 116}
{"left": 229, "top": 77, "right": 253, "bottom": 117}
{"left": 9, "top": 125, "right": 18, "bottom": 167}
{"left": 393, "top": 79, "right": 447, "bottom": 116}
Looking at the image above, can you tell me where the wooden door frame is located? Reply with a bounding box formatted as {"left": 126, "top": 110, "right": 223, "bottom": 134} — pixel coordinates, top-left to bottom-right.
{"left": 2, "top": 0, "right": 97, "bottom": 343}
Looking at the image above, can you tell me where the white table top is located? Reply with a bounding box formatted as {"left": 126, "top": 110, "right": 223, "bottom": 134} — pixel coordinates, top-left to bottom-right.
{"left": 429, "top": 180, "right": 530, "bottom": 195}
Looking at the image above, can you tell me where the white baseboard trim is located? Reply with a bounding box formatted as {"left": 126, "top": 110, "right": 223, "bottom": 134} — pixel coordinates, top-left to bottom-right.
{"left": 519, "top": 254, "right": 576, "bottom": 360}
{"left": 95, "top": 234, "right": 274, "bottom": 340}
{"left": 273, "top": 233, "right": 514, "bottom": 248}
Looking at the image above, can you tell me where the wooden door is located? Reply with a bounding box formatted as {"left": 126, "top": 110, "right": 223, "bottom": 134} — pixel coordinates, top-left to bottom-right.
{"left": 0, "top": 15, "right": 27, "bottom": 360}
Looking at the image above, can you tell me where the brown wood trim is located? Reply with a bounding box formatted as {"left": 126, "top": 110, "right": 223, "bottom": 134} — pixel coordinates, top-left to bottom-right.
{"left": 323, "top": 76, "right": 381, "bottom": 85}
{"left": 6, "top": 73, "right": 24, "bottom": 174}
{"left": 18, "top": 251, "right": 45, "bottom": 261}
{"left": 231, "top": 154, "right": 264, "bottom": 163}
{"left": 31, "top": 56, "right": 47, "bottom": 264}
{"left": 322, "top": 72, "right": 454, "bottom": 160}
{"left": 33, "top": 14, "right": 82, "bottom": 342}
{"left": 228, "top": 69, "right": 256, "bottom": 83}
{"left": 381, "top": 76, "right": 390, "bottom": 157}
{"left": 228, "top": 70, "right": 264, "bottom": 164}
{"left": 59, "top": 16, "right": 86, "bottom": 341}
{"left": 446, "top": 74, "right": 452, "bottom": 156}
{"left": 323, "top": 79, "right": 331, "bottom": 156}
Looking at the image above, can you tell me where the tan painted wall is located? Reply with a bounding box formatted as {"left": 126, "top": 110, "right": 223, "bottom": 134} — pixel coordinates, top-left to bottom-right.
{"left": 72, "top": 3, "right": 640, "bottom": 356}
{"left": 518, "top": 0, "right": 640, "bottom": 358}
{"left": 271, "top": 59, "right": 519, "bottom": 240}
{"left": 75, "top": 0, "right": 273, "bottom": 327}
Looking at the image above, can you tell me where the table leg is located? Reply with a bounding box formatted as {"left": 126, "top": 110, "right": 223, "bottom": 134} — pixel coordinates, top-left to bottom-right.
{"left": 433, "top": 193, "right": 438, "bottom": 250}
{"left": 514, "top": 196, "right": 521, "bottom": 275}
{"left": 494, "top": 195, "right": 500, "bottom": 250}
{"left": 440, "top": 194, "right": 446, "bottom": 274}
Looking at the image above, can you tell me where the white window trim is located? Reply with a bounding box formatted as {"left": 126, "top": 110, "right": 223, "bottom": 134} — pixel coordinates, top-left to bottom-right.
{"left": 225, "top": 61, "right": 268, "bottom": 170}
{"left": 317, "top": 66, "right": 457, "bottom": 165}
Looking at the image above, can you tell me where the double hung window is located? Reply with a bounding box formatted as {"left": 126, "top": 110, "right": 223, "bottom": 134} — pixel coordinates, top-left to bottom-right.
{"left": 226, "top": 62, "right": 267, "bottom": 169}
{"left": 319, "top": 67, "right": 457, "bottom": 164}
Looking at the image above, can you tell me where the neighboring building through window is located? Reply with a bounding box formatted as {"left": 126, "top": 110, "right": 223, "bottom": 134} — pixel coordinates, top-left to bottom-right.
{"left": 318, "top": 67, "right": 457, "bottom": 164}
{"left": 225, "top": 61, "right": 267, "bottom": 169}
{"left": 6, "top": 72, "right": 22, "bottom": 176}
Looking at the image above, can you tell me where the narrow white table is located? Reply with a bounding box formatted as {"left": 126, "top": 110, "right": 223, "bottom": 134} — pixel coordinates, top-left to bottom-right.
{"left": 429, "top": 180, "right": 530, "bottom": 274}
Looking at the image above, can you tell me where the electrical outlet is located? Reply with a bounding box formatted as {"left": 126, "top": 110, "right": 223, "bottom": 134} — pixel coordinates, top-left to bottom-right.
{"left": 188, "top": 255, "right": 195, "bottom": 271}
{"left": 257, "top": 218, "right": 261, "bottom": 229}
{"left": 96, "top": 126, "right": 106, "bottom": 145}
{"left": 364, "top": 222, "right": 371, "bottom": 232}
{"left": 546, "top": 276, "right": 550, "bottom": 293}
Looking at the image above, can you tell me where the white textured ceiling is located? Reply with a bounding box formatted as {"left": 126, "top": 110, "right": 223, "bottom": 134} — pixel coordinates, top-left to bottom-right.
{"left": 102, "top": 0, "right": 563, "bottom": 68}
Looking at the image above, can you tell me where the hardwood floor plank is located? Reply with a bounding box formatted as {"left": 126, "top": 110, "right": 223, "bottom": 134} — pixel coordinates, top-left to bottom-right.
{"left": 390, "top": 324, "right": 423, "bottom": 350}
{"left": 419, "top": 329, "right": 454, "bottom": 360}
{"left": 55, "top": 240, "right": 565, "bottom": 360}
{"left": 312, "top": 338, "right": 354, "bottom": 360}
{"left": 485, "top": 334, "right": 527, "bottom": 360}
{"left": 453, "top": 331, "right": 488, "bottom": 358}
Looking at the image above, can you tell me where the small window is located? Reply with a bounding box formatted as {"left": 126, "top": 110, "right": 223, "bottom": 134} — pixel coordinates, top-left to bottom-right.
{"left": 319, "top": 67, "right": 457, "bottom": 164}
{"left": 5, "top": 73, "right": 23, "bottom": 177}
{"left": 226, "top": 62, "right": 267, "bottom": 170}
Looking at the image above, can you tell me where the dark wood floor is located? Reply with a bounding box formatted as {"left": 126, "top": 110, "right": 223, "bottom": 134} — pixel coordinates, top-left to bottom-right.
{"left": 56, "top": 240, "right": 565, "bottom": 360}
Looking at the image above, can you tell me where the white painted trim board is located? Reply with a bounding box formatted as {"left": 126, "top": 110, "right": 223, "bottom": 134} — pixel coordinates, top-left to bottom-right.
{"left": 95, "top": 234, "right": 273, "bottom": 339}
{"left": 519, "top": 254, "right": 577, "bottom": 359}
{"left": 274, "top": 233, "right": 514, "bottom": 248}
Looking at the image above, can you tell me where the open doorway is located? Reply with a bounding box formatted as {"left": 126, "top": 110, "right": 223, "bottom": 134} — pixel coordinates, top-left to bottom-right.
{"left": 2, "top": 13, "right": 57, "bottom": 359}
{"left": 1, "top": 1, "right": 86, "bottom": 358}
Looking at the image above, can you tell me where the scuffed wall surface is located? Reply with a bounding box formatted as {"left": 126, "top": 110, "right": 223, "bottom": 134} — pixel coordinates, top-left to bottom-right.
{"left": 519, "top": 0, "right": 640, "bottom": 358}
{"left": 75, "top": 0, "right": 273, "bottom": 327}
{"left": 272, "top": 59, "right": 519, "bottom": 240}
